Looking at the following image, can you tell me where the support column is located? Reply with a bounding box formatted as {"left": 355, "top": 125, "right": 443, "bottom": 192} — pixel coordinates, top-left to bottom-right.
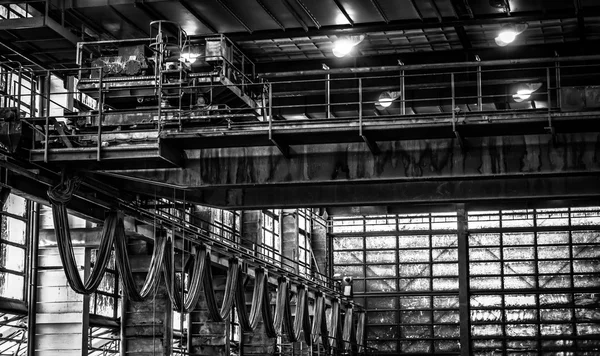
{"left": 123, "top": 237, "right": 172, "bottom": 356}
{"left": 189, "top": 206, "right": 229, "bottom": 356}
{"left": 189, "top": 275, "right": 229, "bottom": 356}
{"left": 281, "top": 210, "right": 298, "bottom": 273}
{"left": 457, "top": 204, "right": 471, "bottom": 356}
{"left": 241, "top": 210, "right": 276, "bottom": 356}
{"left": 311, "top": 217, "right": 328, "bottom": 279}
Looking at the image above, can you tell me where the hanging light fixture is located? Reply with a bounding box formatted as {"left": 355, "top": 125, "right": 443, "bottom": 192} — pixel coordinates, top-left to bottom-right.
{"left": 377, "top": 91, "right": 401, "bottom": 108}
{"left": 332, "top": 35, "right": 365, "bottom": 58}
{"left": 513, "top": 83, "right": 542, "bottom": 102}
{"left": 495, "top": 23, "right": 528, "bottom": 47}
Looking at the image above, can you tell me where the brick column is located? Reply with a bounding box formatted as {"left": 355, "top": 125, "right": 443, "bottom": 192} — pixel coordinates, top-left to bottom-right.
{"left": 123, "top": 238, "right": 173, "bottom": 356}
{"left": 311, "top": 217, "right": 328, "bottom": 278}
{"left": 241, "top": 210, "right": 276, "bottom": 355}
{"left": 281, "top": 210, "right": 298, "bottom": 273}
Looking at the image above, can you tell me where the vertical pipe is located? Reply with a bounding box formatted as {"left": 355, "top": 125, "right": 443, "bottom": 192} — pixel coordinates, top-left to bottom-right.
{"left": 97, "top": 67, "right": 103, "bottom": 161}
{"left": 477, "top": 66, "right": 482, "bottom": 111}
{"left": 326, "top": 74, "right": 331, "bottom": 119}
{"left": 43, "top": 73, "right": 50, "bottom": 163}
{"left": 400, "top": 70, "right": 405, "bottom": 115}
{"left": 358, "top": 78, "right": 363, "bottom": 136}
{"left": 26, "top": 202, "right": 39, "bottom": 356}
{"left": 457, "top": 204, "right": 470, "bottom": 356}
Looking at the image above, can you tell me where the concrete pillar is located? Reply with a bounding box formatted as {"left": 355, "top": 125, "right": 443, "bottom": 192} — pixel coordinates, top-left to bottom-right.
{"left": 241, "top": 210, "right": 261, "bottom": 252}
{"left": 241, "top": 210, "right": 276, "bottom": 355}
{"left": 281, "top": 209, "right": 298, "bottom": 273}
{"left": 35, "top": 239, "right": 89, "bottom": 356}
{"left": 123, "top": 238, "right": 172, "bottom": 356}
{"left": 311, "top": 218, "right": 328, "bottom": 279}
{"left": 189, "top": 275, "right": 229, "bottom": 356}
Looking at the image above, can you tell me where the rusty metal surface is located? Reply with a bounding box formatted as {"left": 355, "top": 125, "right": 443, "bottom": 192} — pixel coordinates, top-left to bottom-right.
{"left": 117, "top": 132, "right": 600, "bottom": 188}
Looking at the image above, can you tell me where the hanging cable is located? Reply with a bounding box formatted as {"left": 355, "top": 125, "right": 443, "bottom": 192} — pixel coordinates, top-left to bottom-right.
{"left": 202, "top": 256, "right": 240, "bottom": 321}
{"left": 234, "top": 266, "right": 252, "bottom": 332}
{"left": 162, "top": 244, "right": 208, "bottom": 313}
{"left": 355, "top": 311, "right": 366, "bottom": 353}
{"left": 113, "top": 216, "right": 166, "bottom": 302}
{"left": 329, "top": 299, "right": 341, "bottom": 350}
{"left": 261, "top": 273, "right": 277, "bottom": 338}
{"left": 47, "top": 177, "right": 116, "bottom": 295}
{"left": 311, "top": 293, "right": 330, "bottom": 353}
{"left": 235, "top": 267, "right": 268, "bottom": 332}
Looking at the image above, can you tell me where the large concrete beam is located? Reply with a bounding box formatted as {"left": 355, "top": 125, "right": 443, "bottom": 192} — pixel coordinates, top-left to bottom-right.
{"left": 99, "top": 132, "right": 600, "bottom": 208}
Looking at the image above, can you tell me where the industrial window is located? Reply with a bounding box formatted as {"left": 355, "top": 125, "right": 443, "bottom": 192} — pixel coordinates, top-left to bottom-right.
{"left": 332, "top": 207, "right": 600, "bottom": 355}
{"left": 88, "top": 327, "right": 119, "bottom": 356}
{"left": 332, "top": 213, "right": 460, "bottom": 354}
{"left": 0, "top": 4, "right": 32, "bottom": 20}
{"left": 88, "top": 249, "right": 119, "bottom": 319}
{"left": 261, "top": 209, "right": 281, "bottom": 264}
{"left": 0, "top": 312, "right": 27, "bottom": 355}
{"left": 468, "top": 207, "right": 600, "bottom": 356}
{"left": 0, "top": 194, "right": 29, "bottom": 301}
{"left": 208, "top": 208, "right": 241, "bottom": 244}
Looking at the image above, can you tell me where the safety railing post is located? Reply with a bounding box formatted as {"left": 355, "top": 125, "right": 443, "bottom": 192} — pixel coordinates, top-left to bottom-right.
{"left": 43, "top": 71, "right": 50, "bottom": 163}
{"left": 477, "top": 65, "right": 483, "bottom": 111}
{"left": 326, "top": 73, "right": 331, "bottom": 119}
{"left": 358, "top": 78, "right": 363, "bottom": 136}
{"left": 17, "top": 65, "right": 22, "bottom": 116}
{"left": 97, "top": 67, "right": 103, "bottom": 161}
{"left": 400, "top": 70, "right": 405, "bottom": 115}
{"left": 546, "top": 67, "right": 553, "bottom": 131}
{"left": 268, "top": 82, "right": 273, "bottom": 140}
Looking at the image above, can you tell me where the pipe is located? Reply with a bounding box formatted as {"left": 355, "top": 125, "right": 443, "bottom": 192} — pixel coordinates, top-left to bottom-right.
{"left": 26, "top": 202, "right": 40, "bottom": 356}
{"left": 260, "top": 54, "right": 600, "bottom": 78}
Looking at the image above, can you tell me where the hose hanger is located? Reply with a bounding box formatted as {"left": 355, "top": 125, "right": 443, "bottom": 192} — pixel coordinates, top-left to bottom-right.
{"left": 114, "top": 217, "right": 166, "bottom": 302}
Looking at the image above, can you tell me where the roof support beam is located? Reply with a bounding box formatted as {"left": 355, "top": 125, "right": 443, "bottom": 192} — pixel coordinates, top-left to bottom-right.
{"left": 332, "top": 0, "right": 354, "bottom": 25}
{"left": 369, "top": 0, "right": 389, "bottom": 23}
{"left": 408, "top": 0, "right": 423, "bottom": 20}
{"left": 294, "top": 0, "right": 320, "bottom": 28}
{"left": 178, "top": 0, "right": 217, "bottom": 33}
{"left": 574, "top": 0, "right": 586, "bottom": 41}
{"left": 255, "top": 0, "right": 286, "bottom": 30}
{"left": 282, "top": 0, "right": 309, "bottom": 32}
{"left": 428, "top": 0, "right": 443, "bottom": 22}
{"left": 214, "top": 0, "right": 252, "bottom": 33}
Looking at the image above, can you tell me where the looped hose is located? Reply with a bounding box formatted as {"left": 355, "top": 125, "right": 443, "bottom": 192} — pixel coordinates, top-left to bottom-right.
{"left": 203, "top": 256, "right": 240, "bottom": 321}
{"left": 114, "top": 217, "right": 166, "bottom": 302}
{"left": 356, "top": 311, "right": 366, "bottom": 353}
{"left": 342, "top": 307, "right": 354, "bottom": 351}
{"left": 329, "top": 299, "right": 342, "bottom": 350}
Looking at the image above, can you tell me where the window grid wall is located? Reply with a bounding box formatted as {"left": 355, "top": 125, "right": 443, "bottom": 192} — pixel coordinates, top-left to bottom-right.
{"left": 332, "top": 207, "right": 600, "bottom": 355}
{"left": 261, "top": 209, "right": 281, "bottom": 264}
{"left": 297, "top": 209, "right": 312, "bottom": 277}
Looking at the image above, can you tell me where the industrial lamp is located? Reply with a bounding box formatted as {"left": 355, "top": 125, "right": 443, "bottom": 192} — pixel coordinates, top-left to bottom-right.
{"left": 332, "top": 35, "right": 365, "bottom": 58}
{"left": 513, "top": 83, "right": 542, "bottom": 102}
{"left": 377, "top": 91, "right": 401, "bottom": 108}
{"left": 495, "top": 23, "right": 528, "bottom": 47}
{"left": 180, "top": 44, "right": 201, "bottom": 63}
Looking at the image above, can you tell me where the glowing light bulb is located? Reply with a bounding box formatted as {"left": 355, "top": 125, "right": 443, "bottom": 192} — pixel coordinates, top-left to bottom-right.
{"left": 332, "top": 39, "right": 354, "bottom": 58}
{"left": 498, "top": 29, "right": 517, "bottom": 44}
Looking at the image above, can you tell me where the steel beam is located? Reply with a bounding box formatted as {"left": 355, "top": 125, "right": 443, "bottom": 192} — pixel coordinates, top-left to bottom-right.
{"left": 282, "top": 0, "right": 309, "bottom": 32}
{"left": 255, "top": 0, "right": 286, "bottom": 30}
{"left": 293, "top": 0, "right": 320, "bottom": 28}
{"left": 332, "top": 0, "right": 354, "bottom": 25}
{"left": 369, "top": 0, "right": 389, "bottom": 23}
{"left": 214, "top": 0, "right": 253, "bottom": 33}
{"left": 178, "top": 0, "right": 218, "bottom": 33}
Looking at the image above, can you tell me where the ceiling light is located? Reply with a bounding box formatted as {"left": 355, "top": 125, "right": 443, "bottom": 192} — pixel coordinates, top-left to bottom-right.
{"left": 495, "top": 23, "right": 528, "bottom": 47}
{"left": 377, "top": 91, "right": 401, "bottom": 108}
{"left": 332, "top": 35, "right": 365, "bottom": 58}
{"left": 513, "top": 83, "right": 542, "bottom": 102}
